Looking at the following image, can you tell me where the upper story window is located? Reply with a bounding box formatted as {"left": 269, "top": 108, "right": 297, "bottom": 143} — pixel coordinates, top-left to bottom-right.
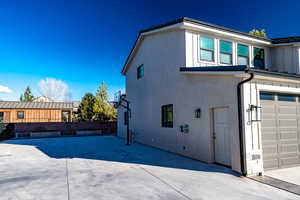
{"left": 219, "top": 40, "right": 232, "bottom": 64}
{"left": 137, "top": 64, "right": 144, "bottom": 79}
{"left": 237, "top": 44, "right": 249, "bottom": 65}
{"left": 161, "top": 104, "right": 173, "bottom": 128}
{"left": 199, "top": 36, "right": 214, "bottom": 62}
{"left": 253, "top": 47, "right": 265, "bottom": 69}
{"left": 17, "top": 111, "right": 24, "bottom": 120}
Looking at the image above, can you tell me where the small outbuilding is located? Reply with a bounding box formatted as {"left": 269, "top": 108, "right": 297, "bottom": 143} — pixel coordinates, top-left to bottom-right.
{"left": 0, "top": 101, "right": 78, "bottom": 123}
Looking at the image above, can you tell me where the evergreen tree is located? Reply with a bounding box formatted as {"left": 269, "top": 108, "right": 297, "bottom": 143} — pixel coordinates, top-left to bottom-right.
{"left": 20, "top": 86, "right": 35, "bottom": 102}
{"left": 93, "top": 81, "right": 116, "bottom": 121}
{"left": 78, "top": 93, "right": 95, "bottom": 121}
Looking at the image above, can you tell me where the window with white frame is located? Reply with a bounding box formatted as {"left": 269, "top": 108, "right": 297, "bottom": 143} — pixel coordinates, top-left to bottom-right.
{"left": 219, "top": 40, "right": 232, "bottom": 64}
{"left": 199, "top": 36, "right": 214, "bottom": 62}
{"left": 237, "top": 44, "right": 249, "bottom": 65}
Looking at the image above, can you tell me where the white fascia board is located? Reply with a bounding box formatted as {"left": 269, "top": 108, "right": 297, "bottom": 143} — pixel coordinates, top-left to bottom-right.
{"left": 140, "top": 23, "right": 184, "bottom": 36}
{"left": 253, "top": 74, "right": 300, "bottom": 84}
{"left": 182, "top": 22, "right": 272, "bottom": 46}
{"left": 258, "top": 84, "right": 300, "bottom": 94}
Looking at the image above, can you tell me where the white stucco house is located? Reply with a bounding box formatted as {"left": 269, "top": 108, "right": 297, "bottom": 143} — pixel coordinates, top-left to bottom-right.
{"left": 117, "top": 17, "right": 300, "bottom": 176}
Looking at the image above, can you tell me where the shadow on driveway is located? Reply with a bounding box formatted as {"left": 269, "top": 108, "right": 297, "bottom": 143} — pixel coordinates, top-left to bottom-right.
{"left": 3, "top": 136, "right": 239, "bottom": 176}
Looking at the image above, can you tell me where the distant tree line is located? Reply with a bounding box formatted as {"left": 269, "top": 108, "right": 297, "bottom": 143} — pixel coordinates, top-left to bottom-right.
{"left": 19, "top": 82, "right": 117, "bottom": 122}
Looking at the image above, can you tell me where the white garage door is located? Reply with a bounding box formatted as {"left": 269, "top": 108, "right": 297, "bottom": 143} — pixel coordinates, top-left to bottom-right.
{"left": 260, "top": 92, "right": 300, "bottom": 170}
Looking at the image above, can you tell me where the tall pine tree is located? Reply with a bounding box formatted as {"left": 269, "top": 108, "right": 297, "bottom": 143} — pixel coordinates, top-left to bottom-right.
{"left": 20, "top": 86, "right": 35, "bottom": 102}
{"left": 78, "top": 93, "right": 95, "bottom": 121}
{"left": 93, "top": 81, "right": 116, "bottom": 121}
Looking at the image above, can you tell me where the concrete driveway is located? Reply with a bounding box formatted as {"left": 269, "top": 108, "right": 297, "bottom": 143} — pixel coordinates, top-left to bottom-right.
{"left": 0, "top": 136, "right": 299, "bottom": 200}
{"left": 265, "top": 167, "right": 300, "bottom": 186}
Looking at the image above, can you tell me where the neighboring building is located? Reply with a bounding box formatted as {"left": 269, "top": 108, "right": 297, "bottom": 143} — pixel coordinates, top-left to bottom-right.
{"left": 0, "top": 101, "right": 78, "bottom": 123}
{"left": 33, "top": 96, "right": 54, "bottom": 102}
{"left": 118, "top": 17, "right": 300, "bottom": 176}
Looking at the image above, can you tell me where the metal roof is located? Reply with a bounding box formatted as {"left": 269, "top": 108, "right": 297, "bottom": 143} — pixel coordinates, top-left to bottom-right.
{"left": 180, "top": 66, "right": 300, "bottom": 80}
{"left": 272, "top": 36, "right": 300, "bottom": 44}
{"left": 0, "top": 101, "right": 77, "bottom": 109}
{"left": 180, "top": 65, "right": 248, "bottom": 72}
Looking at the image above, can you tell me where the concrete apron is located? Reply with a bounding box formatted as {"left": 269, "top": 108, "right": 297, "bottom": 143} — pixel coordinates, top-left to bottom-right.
{"left": 249, "top": 166, "right": 300, "bottom": 196}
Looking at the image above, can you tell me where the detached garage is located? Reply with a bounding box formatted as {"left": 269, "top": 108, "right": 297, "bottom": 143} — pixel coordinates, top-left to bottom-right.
{"left": 260, "top": 92, "right": 300, "bottom": 170}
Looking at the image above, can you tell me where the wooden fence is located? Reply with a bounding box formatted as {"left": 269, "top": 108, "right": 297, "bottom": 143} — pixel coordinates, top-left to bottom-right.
{"left": 0, "top": 121, "right": 117, "bottom": 139}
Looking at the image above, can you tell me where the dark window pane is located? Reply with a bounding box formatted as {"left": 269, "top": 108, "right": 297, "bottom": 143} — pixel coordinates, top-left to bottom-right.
{"left": 254, "top": 48, "right": 265, "bottom": 69}
{"left": 162, "top": 104, "right": 173, "bottom": 128}
{"left": 17, "top": 111, "right": 24, "bottom": 119}
{"left": 237, "top": 44, "right": 249, "bottom": 57}
{"left": 260, "top": 92, "right": 274, "bottom": 100}
{"left": 137, "top": 64, "right": 144, "bottom": 79}
{"left": 200, "top": 37, "right": 214, "bottom": 50}
{"left": 220, "top": 40, "right": 232, "bottom": 54}
{"left": 278, "top": 94, "right": 296, "bottom": 102}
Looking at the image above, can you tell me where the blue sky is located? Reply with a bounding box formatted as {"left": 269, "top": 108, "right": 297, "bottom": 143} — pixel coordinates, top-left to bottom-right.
{"left": 0, "top": 0, "right": 299, "bottom": 101}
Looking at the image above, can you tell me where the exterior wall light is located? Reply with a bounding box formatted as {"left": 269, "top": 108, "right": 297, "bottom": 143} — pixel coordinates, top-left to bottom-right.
{"left": 247, "top": 104, "right": 262, "bottom": 123}
{"left": 195, "top": 108, "right": 201, "bottom": 118}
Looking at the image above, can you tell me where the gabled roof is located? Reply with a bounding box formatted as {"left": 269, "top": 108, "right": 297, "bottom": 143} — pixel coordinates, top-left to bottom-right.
{"left": 122, "top": 17, "right": 300, "bottom": 75}
{"left": 121, "top": 17, "right": 272, "bottom": 75}
{"left": 0, "top": 101, "right": 77, "bottom": 110}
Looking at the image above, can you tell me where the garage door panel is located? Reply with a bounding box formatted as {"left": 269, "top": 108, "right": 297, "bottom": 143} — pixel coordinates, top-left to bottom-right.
{"left": 278, "top": 119, "right": 298, "bottom": 127}
{"left": 262, "top": 144, "right": 278, "bottom": 155}
{"left": 280, "top": 156, "right": 300, "bottom": 167}
{"left": 263, "top": 159, "right": 279, "bottom": 170}
{"left": 261, "top": 95, "right": 300, "bottom": 170}
{"left": 261, "top": 119, "right": 276, "bottom": 127}
{"left": 278, "top": 105, "right": 297, "bottom": 114}
{"left": 262, "top": 132, "right": 277, "bottom": 141}
{"left": 262, "top": 104, "right": 276, "bottom": 115}
{"left": 279, "top": 130, "right": 298, "bottom": 140}
{"left": 280, "top": 143, "right": 299, "bottom": 153}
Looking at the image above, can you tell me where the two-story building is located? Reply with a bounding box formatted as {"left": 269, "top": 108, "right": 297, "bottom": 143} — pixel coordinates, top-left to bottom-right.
{"left": 117, "top": 17, "right": 300, "bottom": 176}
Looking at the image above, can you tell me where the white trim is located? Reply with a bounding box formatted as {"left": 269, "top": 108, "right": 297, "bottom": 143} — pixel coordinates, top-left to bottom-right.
{"left": 183, "top": 22, "right": 271, "bottom": 45}
{"left": 253, "top": 75, "right": 300, "bottom": 84}
{"left": 258, "top": 84, "right": 300, "bottom": 94}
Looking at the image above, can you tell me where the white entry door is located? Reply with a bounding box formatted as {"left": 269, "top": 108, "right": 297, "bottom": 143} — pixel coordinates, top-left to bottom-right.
{"left": 213, "top": 107, "right": 231, "bottom": 167}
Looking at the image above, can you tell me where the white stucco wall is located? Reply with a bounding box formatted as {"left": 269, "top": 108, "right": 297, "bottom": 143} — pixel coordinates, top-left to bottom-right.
{"left": 119, "top": 29, "right": 244, "bottom": 173}
{"left": 119, "top": 26, "right": 300, "bottom": 175}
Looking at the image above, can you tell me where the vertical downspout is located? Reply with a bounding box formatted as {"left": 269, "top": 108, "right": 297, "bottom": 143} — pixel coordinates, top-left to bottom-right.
{"left": 237, "top": 71, "right": 254, "bottom": 176}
